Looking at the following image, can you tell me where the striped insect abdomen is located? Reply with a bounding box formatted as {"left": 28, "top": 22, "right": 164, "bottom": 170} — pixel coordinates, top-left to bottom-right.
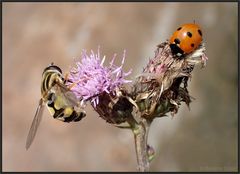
{"left": 46, "top": 93, "right": 86, "bottom": 122}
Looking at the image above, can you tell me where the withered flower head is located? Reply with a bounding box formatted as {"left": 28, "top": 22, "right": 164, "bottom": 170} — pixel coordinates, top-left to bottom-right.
{"left": 133, "top": 42, "right": 208, "bottom": 119}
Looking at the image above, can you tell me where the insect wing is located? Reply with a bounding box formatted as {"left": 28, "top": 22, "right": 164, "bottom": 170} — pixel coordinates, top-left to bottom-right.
{"left": 62, "top": 90, "right": 79, "bottom": 106}
{"left": 54, "top": 82, "right": 79, "bottom": 107}
{"left": 26, "top": 99, "right": 44, "bottom": 150}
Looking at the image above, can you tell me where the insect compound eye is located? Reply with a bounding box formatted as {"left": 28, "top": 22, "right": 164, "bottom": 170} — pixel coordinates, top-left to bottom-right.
{"left": 187, "top": 32, "right": 192, "bottom": 38}
{"left": 43, "top": 65, "right": 62, "bottom": 74}
{"left": 51, "top": 65, "right": 62, "bottom": 74}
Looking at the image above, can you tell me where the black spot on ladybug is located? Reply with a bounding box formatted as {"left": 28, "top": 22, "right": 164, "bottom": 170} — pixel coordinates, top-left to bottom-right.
{"left": 191, "top": 43, "right": 195, "bottom": 47}
{"left": 198, "top": 29, "right": 202, "bottom": 36}
{"left": 174, "top": 38, "right": 180, "bottom": 44}
{"left": 177, "top": 27, "right": 182, "bottom": 31}
{"left": 187, "top": 32, "right": 192, "bottom": 38}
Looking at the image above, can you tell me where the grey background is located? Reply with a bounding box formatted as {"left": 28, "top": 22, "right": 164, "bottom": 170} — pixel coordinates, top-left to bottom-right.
{"left": 3, "top": 2, "right": 238, "bottom": 172}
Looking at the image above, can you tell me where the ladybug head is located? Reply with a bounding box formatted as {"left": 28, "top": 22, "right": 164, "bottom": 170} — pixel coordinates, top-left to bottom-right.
{"left": 169, "top": 43, "right": 184, "bottom": 57}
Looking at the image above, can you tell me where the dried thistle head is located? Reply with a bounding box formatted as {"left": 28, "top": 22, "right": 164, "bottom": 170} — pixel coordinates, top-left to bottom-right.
{"left": 132, "top": 41, "right": 208, "bottom": 119}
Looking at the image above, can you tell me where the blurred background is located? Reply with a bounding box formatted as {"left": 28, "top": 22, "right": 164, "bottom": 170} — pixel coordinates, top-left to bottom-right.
{"left": 2, "top": 2, "right": 238, "bottom": 172}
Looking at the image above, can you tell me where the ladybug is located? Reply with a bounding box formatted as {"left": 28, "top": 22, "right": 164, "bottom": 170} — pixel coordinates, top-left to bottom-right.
{"left": 169, "top": 23, "right": 203, "bottom": 56}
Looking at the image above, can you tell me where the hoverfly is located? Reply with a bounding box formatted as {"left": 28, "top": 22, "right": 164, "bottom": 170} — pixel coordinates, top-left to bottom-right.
{"left": 26, "top": 63, "right": 86, "bottom": 150}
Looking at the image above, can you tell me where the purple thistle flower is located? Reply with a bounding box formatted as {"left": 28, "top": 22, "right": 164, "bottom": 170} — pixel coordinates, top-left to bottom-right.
{"left": 66, "top": 47, "right": 132, "bottom": 107}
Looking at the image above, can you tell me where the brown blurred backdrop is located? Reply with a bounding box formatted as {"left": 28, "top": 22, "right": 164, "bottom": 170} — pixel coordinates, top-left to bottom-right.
{"left": 2, "top": 2, "right": 238, "bottom": 172}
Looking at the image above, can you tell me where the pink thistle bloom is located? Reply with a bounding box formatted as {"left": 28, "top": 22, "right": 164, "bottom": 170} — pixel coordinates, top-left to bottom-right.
{"left": 66, "top": 48, "right": 132, "bottom": 107}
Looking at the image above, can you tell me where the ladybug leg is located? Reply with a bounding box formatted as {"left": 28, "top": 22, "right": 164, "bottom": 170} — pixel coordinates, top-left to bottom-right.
{"left": 178, "top": 53, "right": 185, "bottom": 59}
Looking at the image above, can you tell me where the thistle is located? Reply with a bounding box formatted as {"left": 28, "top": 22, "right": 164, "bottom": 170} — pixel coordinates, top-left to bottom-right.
{"left": 66, "top": 41, "right": 208, "bottom": 171}
{"left": 66, "top": 48, "right": 133, "bottom": 124}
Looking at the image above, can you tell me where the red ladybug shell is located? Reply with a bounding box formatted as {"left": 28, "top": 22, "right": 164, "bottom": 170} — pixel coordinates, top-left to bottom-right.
{"left": 169, "top": 23, "right": 203, "bottom": 54}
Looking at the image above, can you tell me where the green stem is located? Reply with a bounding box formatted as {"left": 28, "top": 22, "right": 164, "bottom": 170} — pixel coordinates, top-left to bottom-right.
{"left": 133, "top": 119, "right": 151, "bottom": 172}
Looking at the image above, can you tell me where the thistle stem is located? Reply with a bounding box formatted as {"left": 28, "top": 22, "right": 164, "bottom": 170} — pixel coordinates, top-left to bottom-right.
{"left": 133, "top": 119, "right": 151, "bottom": 172}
